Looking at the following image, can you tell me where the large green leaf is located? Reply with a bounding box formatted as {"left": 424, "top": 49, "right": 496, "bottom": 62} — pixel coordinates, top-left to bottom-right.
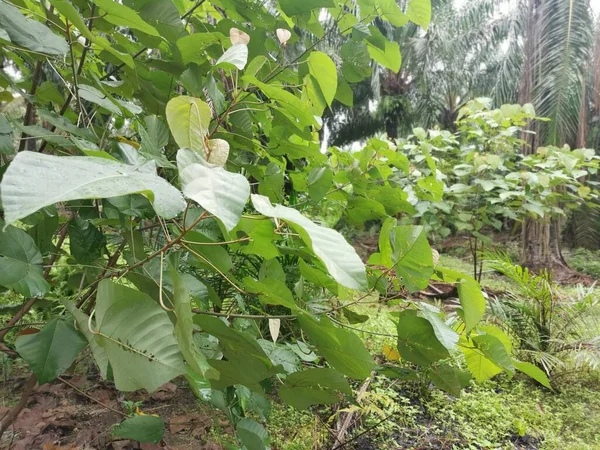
{"left": 194, "top": 316, "right": 274, "bottom": 391}
{"left": 113, "top": 416, "right": 165, "bottom": 443}
{"left": 0, "top": 2, "right": 68, "bottom": 55}
{"left": 177, "top": 149, "right": 249, "bottom": 231}
{"left": 245, "top": 77, "right": 317, "bottom": 129}
{"left": 513, "top": 360, "right": 552, "bottom": 389}
{"left": 396, "top": 312, "right": 449, "bottom": 366}
{"left": 457, "top": 277, "right": 486, "bottom": 332}
{"left": 1, "top": 151, "right": 185, "bottom": 225}
{"left": 251, "top": 195, "right": 367, "bottom": 290}
{"left": 171, "top": 270, "right": 217, "bottom": 379}
{"left": 280, "top": 367, "right": 351, "bottom": 408}
{"left": 472, "top": 334, "right": 514, "bottom": 372}
{"left": 91, "top": 0, "right": 160, "bottom": 36}
{"left": 62, "top": 301, "right": 109, "bottom": 379}
{"left": 428, "top": 363, "right": 471, "bottom": 396}
{"left": 177, "top": 32, "right": 227, "bottom": 65}
{"left": 166, "top": 96, "right": 212, "bottom": 153}
{"left": 307, "top": 51, "right": 337, "bottom": 108}
{"left": 95, "top": 280, "right": 186, "bottom": 392}
{"left": 366, "top": 27, "right": 401, "bottom": 72}
{"left": 391, "top": 226, "right": 434, "bottom": 293}
{"left": 0, "top": 223, "right": 49, "bottom": 297}
{"left": 244, "top": 277, "right": 296, "bottom": 309}
{"left": 236, "top": 418, "right": 269, "bottom": 450}
{"left": 407, "top": 0, "right": 432, "bottom": 29}
{"left": 78, "top": 85, "right": 123, "bottom": 115}
{"left": 215, "top": 44, "right": 248, "bottom": 70}
{"left": 419, "top": 304, "right": 459, "bottom": 351}
{"left": 15, "top": 318, "right": 87, "bottom": 384}
{"left": 298, "top": 315, "right": 374, "bottom": 379}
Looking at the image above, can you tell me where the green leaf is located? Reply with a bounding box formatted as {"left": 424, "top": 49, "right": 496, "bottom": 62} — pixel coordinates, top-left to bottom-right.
{"left": 407, "top": 0, "right": 432, "bottom": 29}
{"left": 513, "top": 360, "right": 552, "bottom": 389}
{"left": 194, "top": 316, "right": 274, "bottom": 391}
{"left": 95, "top": 280, "right": 186, "bottom": 392}
{"left": 428, "top": 363, "right": 471, "bottom": 396}
{"left": 184, "top": 231, "right": 233, "bottom": 274}
{"left": 49, "top": 0, "right": 134, "bottom": 67}
{"left": 68, "top": 217, "right": 106, "bottom": 264}
{"left": 215, "top": 44, "right": 248, "bottom": 70}
{"left": 298, "top": 259, "right": 338, "bottom": 294}
{"left": 366, "top": 28, "right": 401, "bottom": 72}
{"left": 113, "top": 415, "right": 165, "bottom": 443}
{"left": 298, "top": 314, "right": 374, "bottom": 379}
{"left": 0, "top": 2, "right": 68, "bottom": 55}
{"left": 0, "top": 222, "right": 49, "bottom": 297}
{"left": 278, "top": 0, "right": 334, "bottom": 16}
{"left": 1, "top": 151, "right": 185, "bottom": 225}
{"left": 91, "top": 0, "right": 160, "bottom": 36}
{"left": 391, "top": 226, "right": 434, "bottom": 293}
{"left": 244, "top": 277, "right": 296, "bottom": 309}
{"left": 461, "top": 335, "right": 502, "bottom": 382}
{"left": 378, "top": 0, "right": 409, "bottom": 26}
{"left": 166, "top": 96, "right": 212, "bottom": 153}
{"left": 251, "top": 194, "right": 367, "bottom": 290}
{"left": 0, "top": 114, "right": 14, "bottom": 154}
{"left": 307, "top": 51, "right": 337, "bottom": 107}
{"left": 233, "top": 218, "right": 280, "bottom": 259}
{"left": 346, "top": 197, "right": 388, "bottom": 225}
{"left": 78, "top": 85, "right": 123, "bottom": 115}
{"left": 15, "top": 318, "right": 87, "bottom": 384}
{"left": 236, "top": 418, "right": 269, "bottom": 450}
{"left": 62, "top": 301, "right": 109, "bottom": 379}
{"left": 177, "top": 149, "right": 250, "bottom": 231}
{"left": 245, "top": 76, "right": 317, "bottom": 129}
{"left": 171, "top": 270, "right": 217, "bottom": 379}
{"left": 257, "top": 339, "right": 300, "bottom": 374}
{"left": 416, "top": 175, "right": 444, "bottom": 201}
{"left": 396, "top": 312, "right": 449, "bottom": 366}
{"left": 457, "top": 277, "right": 486, "bottom": 332}
{"left": 419, "top": 304, "right": 458, "bottom": 351}
{"left": 177, "top": 32, "right": 227, "bottom": 65}
{"left": 307, "top": 167, "right": 333, "bottom": 202}
{"left": 472, "top": 334, "right": 514, "bottom": 372}
{"left": 335, "top": 79, "right": 354, "bottom": 107}
{"left": 279, "top": 386, "right": 338, "bottom": 410}
{"left": 284, "top": 367, "right": 351, "bottom": 394}
{"left": 139, "top": 0, "right": 185, "bottom": 42}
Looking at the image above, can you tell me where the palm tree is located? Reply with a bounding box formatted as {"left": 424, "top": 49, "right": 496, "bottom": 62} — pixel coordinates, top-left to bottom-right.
{"left": 516, "top": 0, "right": 594, "bottom": 269}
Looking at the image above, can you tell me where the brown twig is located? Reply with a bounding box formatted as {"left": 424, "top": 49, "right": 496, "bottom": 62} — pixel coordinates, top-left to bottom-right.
{"left": 58, "top": 377, "right": 126, "bottom": 417}
{"left": 18, "top": 61, "right": 43, "bottom": 152}
{"left": 0, "top": 373, "right": 37, "bottom": 438}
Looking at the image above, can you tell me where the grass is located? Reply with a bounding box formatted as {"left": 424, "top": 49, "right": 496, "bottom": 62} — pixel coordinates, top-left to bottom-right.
{"left": 328, "top": 253, "right": 600, "bottom": 449}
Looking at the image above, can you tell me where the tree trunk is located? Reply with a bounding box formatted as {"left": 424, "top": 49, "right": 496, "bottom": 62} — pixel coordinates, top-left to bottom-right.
{"left": 521, "top": 218, "right": 567, "bottom": 270}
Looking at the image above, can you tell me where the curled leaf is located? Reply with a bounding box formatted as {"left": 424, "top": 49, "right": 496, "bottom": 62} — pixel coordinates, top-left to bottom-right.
{"left": 276, "top": 28, "right": 292, "bottom": 45}
{"left": 230, "top": 27, "right": 250, "bottom": 45}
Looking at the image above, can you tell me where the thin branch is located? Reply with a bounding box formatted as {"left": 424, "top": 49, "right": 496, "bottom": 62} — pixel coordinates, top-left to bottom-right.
{"left": 18, "top": 61, "right": 43, "bottom": 152}
{"left": 0, "top": 224, "right": 68, "bottom": 345}
{"left": 58, "top": 376, "right": 126, "bottom": 417}
{"left": 0, "top": 374, "right": 37, "bottom": 439}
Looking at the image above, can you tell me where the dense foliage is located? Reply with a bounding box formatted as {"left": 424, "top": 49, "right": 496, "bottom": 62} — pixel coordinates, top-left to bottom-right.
{"left": 0, "top": 0, "right": 596, "bottom": 447}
